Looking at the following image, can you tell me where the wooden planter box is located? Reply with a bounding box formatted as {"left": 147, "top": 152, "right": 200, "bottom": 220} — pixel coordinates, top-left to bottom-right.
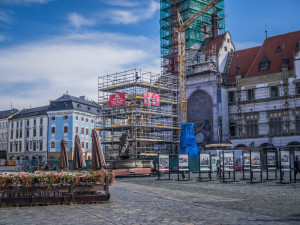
{"left": 0, "top": 176, "right": 110, "bottom": 206}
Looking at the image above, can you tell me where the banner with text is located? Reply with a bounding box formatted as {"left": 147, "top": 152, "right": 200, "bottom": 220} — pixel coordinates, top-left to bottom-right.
{"left": 109, "top": 93, "right": 126, "bottom": 107}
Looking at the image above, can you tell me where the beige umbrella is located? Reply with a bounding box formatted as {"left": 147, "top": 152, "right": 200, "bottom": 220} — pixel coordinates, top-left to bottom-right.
{"left": 91, "top": 129, "right": 106, "bottom": 170}
{"left": 73, "top": 134, "right": 86, "bottom": 170}
{"left": 59, "top": 139, "right": 69, "bottom": 170}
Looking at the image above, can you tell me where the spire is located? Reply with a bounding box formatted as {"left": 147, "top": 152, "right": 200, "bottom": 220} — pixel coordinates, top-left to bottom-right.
{"left": 236, "top": 54, "right": 241, "bottom": 76}
{"left": 265, "top": 24, "right": 268, "bottom": 39}
{"left": 210, "top": 6, "right": 219, "bottom": 40}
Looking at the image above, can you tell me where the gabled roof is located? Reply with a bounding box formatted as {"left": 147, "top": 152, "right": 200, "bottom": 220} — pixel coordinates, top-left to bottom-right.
{"left": 0, "top": 109, "right": 19, "bottom": 120}
{"left": 246, "top": 30, "right": 300, "bottom": 77}
{"left": 227, "top": 30, "right": 300, "bottom": 83}
{"left": 227, "top": 46, "right": 261, "bottom": 84}
{"left": 47, "top": 94, "right": 100, "bottom": 115}
{"left": 204, "top": 33, "right": 226, "bottom": 53}
{"left": 10, "top": 106, "right": 48, "bottom": 120}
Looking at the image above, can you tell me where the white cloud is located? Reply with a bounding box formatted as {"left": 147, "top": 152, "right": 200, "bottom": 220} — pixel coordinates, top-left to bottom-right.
{"left": 0, "top": 0, "right": 53, "bottom": 5}
{"left": 0, "top": 31, "right": 160, "bottom": 110}
{"left": 234, "top": 41, "right": 261, "bottom": 50}
{"left": 101, "top": 0, "right": 140, "bottom": 7}
{"left": 0, "top": 10, "right": 13, "bottom": 25}
{"left": 68, "top": 12, "right": 95, "bottom": 29}
{"left": 106, "top": 0, "right": 160, "bottom": 24}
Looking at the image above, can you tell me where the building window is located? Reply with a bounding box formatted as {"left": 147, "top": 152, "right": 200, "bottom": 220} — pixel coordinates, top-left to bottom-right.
{"left": 20, "top": 130, "right": 22, "bottom": 138}
{"left": 296, "top": 82, "right": 300, "bottom": 95}
{"left": 40, "top": 128, "right": 43, "bottom": 136}
{"left": 34, "top": 119, "right": 36, "bottom": 126}
{"left": 26, "top": 120, "right": 29, "bottom": 126}
{"left": 16, "top": 130, "right": 18, "bottom": 138}
{"left": 40, "top": 141, "right": 43, "bottom": 151}
{"left": 82, "top": 142, "right": 84, "bottom": 148}
{"left": 26, "top": 129, "right": 29, "bottom": 137}
{"left": 51, "top": 141, "right": 55, "bottom": 148}
{"left": 81, "top": 127, "right": 84, "bottom": 134}
{"left": 77, "top": 104, "right": 81, "bottom": 108}
{"left": 270, "top": 86, "right": 279, "bottom": 98}
{"left": 227, "top": 38, "right": 229, "bottom": 43}
{"left": 229, "top": 122, "right": 236, "bottom": 137}
{"left": 51, "top": 127, "right": 55, "bottom": 134}
{"left": 246, "top": 120, "right": 258, "bottom": 137}
{"left": 228, "top": 92, "right": 235, "bottom": 103}
{"left": 10, "top": 131, "right": 13, "bottom": 139}
{"left": 19, "top": 142, "right": 22, "bottom": 151}
{"left": 10, "top": 143, "right": 12, "bottom": 152}
{"left": 247, "top": 89, "right": 255, "bottom": 101}
{"left": 86, "top": 128, "right": 89, "bottom": 135}
{"left": 51, "top": 116, "right": 55, "bottom": 121}
{"left": 81, "top": 117, "right": 84, "bottom": 122}
{"left": 11, "top": 123, "right": 13, "bottom": 129}
{"left": 16, "top": 121, "right": 19, "bottom": 128}
{"left": 258, "top": 56, "right": 271, "bottom": 71}
{"left": 91, "top": 120, "right": 94, "bottom": 123}
{"left": 26, "top": 142, "right": 29, "bottom": 151}
{"left": 33, "top": 141, "right": 36, "bottom": 151}
{"left": 40, "top": 118, "right": 43, "bottom": 124}
{"left": 76, "top": 116, "right": 78, "bottom": 120}
{"left": 64, "top": 116, "right": 68, "bottom": 120}
{"left": 86, "top": 142, "right": 88, "bottom": 149}
{"left": 296, "top": 116, "right": 300, "bottom": 134}
{"left": 269, "top": 118, "right": 282, "bottom": 135}
{"left": 86, "top": 118, "right": 89, "bottom": 122}
{"left": 224, "top": 46, "right": 227, "bottom": 52}
{"left": 87, "top": 107, "right": 91, "bottom": 111}
{"left": 33, "top": 128, "right": 36, "bottom": 137}
{"left": 64, "top": 126, "right": 68, "bottom": 133}
{"left": 76, "top": 126, "right": 78, "bottom": 134}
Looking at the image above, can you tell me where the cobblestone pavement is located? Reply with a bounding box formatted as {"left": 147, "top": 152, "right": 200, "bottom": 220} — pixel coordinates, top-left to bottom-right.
{"left": 0, "top": 172, "right": 299, "bottom": 225}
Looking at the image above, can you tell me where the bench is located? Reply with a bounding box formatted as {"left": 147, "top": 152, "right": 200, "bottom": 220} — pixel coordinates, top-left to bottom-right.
{"left": 134, "top": 168, "right": 154, "bottom": 176}
{"left": 112, "top": 169, "right": 130, "bottom": 177}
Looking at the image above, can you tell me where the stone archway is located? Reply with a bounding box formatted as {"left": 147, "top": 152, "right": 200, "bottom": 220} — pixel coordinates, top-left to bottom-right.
{"left": 187, "top": 89, "right": 213, "bottom": 149}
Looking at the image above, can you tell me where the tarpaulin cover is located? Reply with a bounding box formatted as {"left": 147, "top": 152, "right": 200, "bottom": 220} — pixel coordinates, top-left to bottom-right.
{"left": 178, "top": 123, "right": 199, "bottom": 157}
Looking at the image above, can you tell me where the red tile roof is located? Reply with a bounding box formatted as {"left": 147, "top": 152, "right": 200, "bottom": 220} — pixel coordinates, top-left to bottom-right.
{"left": 227, "top": 30, "right": 300, "bottom": 84}
{"left": 227, "top": 46, "right": 261, "bottom": 84}
{"left": 204, "top": 33, "right": 226, "bottom": 53}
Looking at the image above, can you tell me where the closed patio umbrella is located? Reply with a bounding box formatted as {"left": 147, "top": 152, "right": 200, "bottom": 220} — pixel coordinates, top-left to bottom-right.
{"left": 73, "top": 134, "right": 86, "bottom": 170}
{"left": 59, "top": 139, "right": 69, "bottom": 170}
{"left": 91, "top": 129, "right": 106, "bottom": 170}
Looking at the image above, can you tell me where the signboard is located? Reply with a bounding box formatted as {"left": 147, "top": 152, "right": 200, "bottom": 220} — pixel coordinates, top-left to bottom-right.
{"left": 281, "top": 150, "right": 290, "bottom": 167}
{"left": 243, "top": 153, "right": 250, "bottom": 166}
{"left": 267, "top": 152, "right": 276, "bottom": 166}
{"left": 200, "top": 154, "right": 210, "bottom": 167}
{"left": 251, "top": 152, "right": 261, "bottom": 171}
{"left": 159, "top": 154, "right": 169, "bottom": 171}
{"left": 224, "top": 152, "right": 234, "bottom": 171}
{"left": 109, "top": 93, "right": 126, "bottom": 107}
{"left": 178, "top": 154, "right": 189, "bottom": 171}
{"left": 143, "top": 92, "right": 160, "bottom": 106}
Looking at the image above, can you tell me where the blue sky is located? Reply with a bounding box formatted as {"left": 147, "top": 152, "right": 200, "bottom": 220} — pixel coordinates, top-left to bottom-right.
{"left": 0, "top": 0, "right": 299, "bottom": 110}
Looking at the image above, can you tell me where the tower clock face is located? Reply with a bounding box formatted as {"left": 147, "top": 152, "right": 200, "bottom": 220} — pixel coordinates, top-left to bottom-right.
{"left": 195, "top": 132, "right": 205, "bottom": 144}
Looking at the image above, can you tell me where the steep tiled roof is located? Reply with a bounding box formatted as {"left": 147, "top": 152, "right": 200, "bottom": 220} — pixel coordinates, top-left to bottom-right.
{"left": 54, "top": 95, "right": 99, "bottom": 108}
{"left": 227, "top": 46, "right": 261, "bottom": 84}
{"left": 0, "top": 109, "right": 19, "bottom": 120}
{"left": 246, "top": 30, "right": 300, "bottom": 77}
{"left": 227, "top": 30, "right": 300, "bottom": 84}
{"left": 10, "top": 106, "right": 48, "bottom": 120}
{"left": 204, "top": 33, "right": 226, "bottom": 53}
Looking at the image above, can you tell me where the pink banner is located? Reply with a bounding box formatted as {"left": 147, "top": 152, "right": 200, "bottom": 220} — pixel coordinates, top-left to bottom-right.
{"left": 109, "top": 93, "right": 126, "bottom": 107}
{"left": 143, "top": 92, "right": 160, "bottom": 106}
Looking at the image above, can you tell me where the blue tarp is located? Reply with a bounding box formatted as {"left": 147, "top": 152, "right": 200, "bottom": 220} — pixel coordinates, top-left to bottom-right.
{"left": 178, "top": 123, "right": 199, "bottom": 157}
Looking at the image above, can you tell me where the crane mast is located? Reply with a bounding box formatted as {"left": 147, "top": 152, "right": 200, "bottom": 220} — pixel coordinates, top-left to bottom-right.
{"left": 176, "top": 0, "right": 222, "bottom": 124}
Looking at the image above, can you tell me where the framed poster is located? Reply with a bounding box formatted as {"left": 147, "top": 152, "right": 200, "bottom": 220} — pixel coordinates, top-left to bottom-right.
{"left": 159, "top": 154, "right": 169, "bottom": 171}
{"left": 267, "top": 152, "right": 276, "bottom": 166}
{"left": 251, "top": 152, "right": 261, "bottom": 171}
{"left": 243, "top": 153, "right": 250, "bottom": 166}
{"left": 224, "top": 152, "right": 234, "bottom": 171}
{"left": 281, "top": 150, "right": 290, "bottom": 167}
{"left": 200, "top": 154, "right": 210, "bottom": 167}
{"left": 178, "top": 154, "right": 189, "bottom": 171}
{"left": 109, "top": 93, "right": 126, "bottom": 107}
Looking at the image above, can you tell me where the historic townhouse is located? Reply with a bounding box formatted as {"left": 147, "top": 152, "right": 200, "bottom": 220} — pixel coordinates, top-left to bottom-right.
{"left": 226, "top": 30, "right": 300, "bottom": 151}
{"left": 7, "top": 106, "right": 48, "bottom": 161}
{"left": 47, "top": 95, "right": 100, "bottom": 160}
{"left": 0, "top": 109, "right": 19, "bottom": 159}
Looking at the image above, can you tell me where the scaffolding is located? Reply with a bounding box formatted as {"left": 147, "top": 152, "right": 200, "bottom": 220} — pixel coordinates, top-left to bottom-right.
{"left": 160, "top": 0, "right": 225, "bottom": 74}
{"left": 98, "top": 69, "right": 180, "bottom": 158}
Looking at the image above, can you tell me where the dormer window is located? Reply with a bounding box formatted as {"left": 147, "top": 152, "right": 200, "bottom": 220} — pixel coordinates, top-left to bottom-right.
{"left": 258, "top": 55, "right": 271, "bottom": 71}
{"left": 275, "top": 45, "right": 282, "bottom": 53}
{"left": 77, "top": 104, "right": 81, "bottom": 108}
{"left": 52, "top": 103, "right": 56, "bottom": 108}
{"left": 64, "top": 102, "right": 67, "bottom": 108}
